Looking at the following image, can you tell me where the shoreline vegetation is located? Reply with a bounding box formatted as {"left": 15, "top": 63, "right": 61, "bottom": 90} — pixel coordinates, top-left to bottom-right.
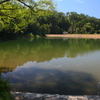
{"left": 1, "top": 34, "right": 100, "bottom": 42}
{"left": 0, "top": 73, "right": 13, "bottom": 100}
{"left": 46, "top": 34, "right": 100, "bottom": 39}
{"left": 1, "top": 0, "right": 100, "bottom": 41}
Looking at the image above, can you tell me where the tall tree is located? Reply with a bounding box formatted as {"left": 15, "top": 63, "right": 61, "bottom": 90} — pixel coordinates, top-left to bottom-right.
{"left": 0, "top": 0, "right": 56, "bottom": 39}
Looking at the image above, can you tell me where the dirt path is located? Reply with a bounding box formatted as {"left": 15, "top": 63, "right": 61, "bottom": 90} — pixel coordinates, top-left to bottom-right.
{"left": 46, "top": 34, "right": 100, "bottom": 39}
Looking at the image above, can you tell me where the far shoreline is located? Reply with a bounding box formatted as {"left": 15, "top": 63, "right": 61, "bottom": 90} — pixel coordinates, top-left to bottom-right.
{"left": 46, "top": 34, "right": 100, "bottom": 39}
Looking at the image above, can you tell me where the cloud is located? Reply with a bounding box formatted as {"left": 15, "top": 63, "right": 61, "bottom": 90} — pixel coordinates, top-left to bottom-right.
{"left": 75, "top": 0, "right": 83, "bottom": 3}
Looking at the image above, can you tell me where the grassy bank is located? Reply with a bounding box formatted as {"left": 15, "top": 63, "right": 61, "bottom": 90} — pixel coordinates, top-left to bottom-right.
{"left": 0, "top": 73, "right": 13, "bottom": 100}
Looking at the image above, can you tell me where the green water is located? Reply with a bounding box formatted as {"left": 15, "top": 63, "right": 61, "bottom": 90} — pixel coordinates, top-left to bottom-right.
{"left": 0, "top": 37, "right": 100, "bottom": 95}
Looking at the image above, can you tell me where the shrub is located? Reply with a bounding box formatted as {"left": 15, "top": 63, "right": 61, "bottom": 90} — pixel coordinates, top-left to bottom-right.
{"left": 0, "top": 74, "right": 13, "bottom": 100}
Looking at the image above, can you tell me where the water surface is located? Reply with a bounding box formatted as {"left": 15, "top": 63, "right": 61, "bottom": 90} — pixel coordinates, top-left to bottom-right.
{"left": 0, "top": 37, "right": 100, "bottom": 95}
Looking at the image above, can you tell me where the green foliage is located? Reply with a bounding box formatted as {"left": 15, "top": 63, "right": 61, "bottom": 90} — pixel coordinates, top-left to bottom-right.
{"left": 83, "top": 23, "right": 95, "bottom": 34}
{"left": 0, "top": 73, "right": 13, "bottom": 100}
{"left": 0, "top": 0, "right": 100, "bottom": 40}
{"left": 0, "top": 0, "right": 56, "bottom": 40}
{"left": 28, "top": 33, "right": 34, "bottom": 37}
{"left": 67, "top": 12, "right": 100, "bottom": 34}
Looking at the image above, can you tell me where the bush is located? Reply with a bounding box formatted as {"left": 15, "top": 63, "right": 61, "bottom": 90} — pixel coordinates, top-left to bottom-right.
{"left": 0, "top": 74, "right": 13, "bottom": 100}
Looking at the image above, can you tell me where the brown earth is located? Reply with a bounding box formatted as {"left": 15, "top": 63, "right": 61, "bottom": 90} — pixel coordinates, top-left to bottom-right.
{"left": 46, "top": 34, "right": 100, "bottom": 39}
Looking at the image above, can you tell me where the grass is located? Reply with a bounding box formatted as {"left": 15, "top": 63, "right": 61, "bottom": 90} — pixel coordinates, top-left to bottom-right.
{"left": 0, "top": 73, "right": 13, "bottom": 100}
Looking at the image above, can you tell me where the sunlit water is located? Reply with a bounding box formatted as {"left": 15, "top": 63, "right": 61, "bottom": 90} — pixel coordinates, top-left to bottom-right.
{"left": 0, "top": 37, "right": 100, "bottom": 95}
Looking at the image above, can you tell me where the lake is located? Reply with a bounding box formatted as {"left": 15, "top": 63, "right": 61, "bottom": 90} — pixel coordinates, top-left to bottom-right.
{"left": 0, "top": 37, "right": 100, "bottom": 95}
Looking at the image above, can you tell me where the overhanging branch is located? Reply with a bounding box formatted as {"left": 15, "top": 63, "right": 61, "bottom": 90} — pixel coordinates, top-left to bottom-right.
{"left": 17, "top": 0, "right": 35, "bottom": 12}
{"left": 0, "top": 0, "right": 10, "bottom": 4}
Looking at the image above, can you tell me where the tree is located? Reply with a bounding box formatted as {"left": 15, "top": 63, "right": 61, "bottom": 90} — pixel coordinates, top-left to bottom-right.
{"left": 83, "top": 23, "right": 94, "bottom": 34}
{"left": 0, "top": 0, "right": 56, "bottom": 39}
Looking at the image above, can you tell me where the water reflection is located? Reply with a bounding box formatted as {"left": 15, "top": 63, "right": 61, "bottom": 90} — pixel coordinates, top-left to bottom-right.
{"left": 0, "top": 38, "right": 100, "bottom": 70}
{"left": 2, "top": 66, "right": 97, "bottom": 95}
{"left": 0, "top": 38, "right": 100, "bottom": 95}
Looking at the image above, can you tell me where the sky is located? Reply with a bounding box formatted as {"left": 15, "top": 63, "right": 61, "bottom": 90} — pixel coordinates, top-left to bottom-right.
{"left": 54, "top": 0, "right": 100, "bottom": 18}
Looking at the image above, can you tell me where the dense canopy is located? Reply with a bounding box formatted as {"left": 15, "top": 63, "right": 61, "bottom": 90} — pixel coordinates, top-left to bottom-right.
{"left": 0, "top": 0, "right": 100, "bottom": 40}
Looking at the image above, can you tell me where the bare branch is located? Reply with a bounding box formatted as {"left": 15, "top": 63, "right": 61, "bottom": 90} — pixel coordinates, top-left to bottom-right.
{"left": 17, "top": 0, "right": 35, "bottom": 11}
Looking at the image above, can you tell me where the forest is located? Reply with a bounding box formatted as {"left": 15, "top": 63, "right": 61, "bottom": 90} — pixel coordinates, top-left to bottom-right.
{"left": 0, "top": 0, "right": 100, "bottom": 40}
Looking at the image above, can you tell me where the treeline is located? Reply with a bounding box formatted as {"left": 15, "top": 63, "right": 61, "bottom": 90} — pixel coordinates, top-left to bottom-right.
{"left": 0, "top": 0, "right": 100, "bottom": 40}
{"left": 67, "top": 12, "right": 100, "bottom": 34}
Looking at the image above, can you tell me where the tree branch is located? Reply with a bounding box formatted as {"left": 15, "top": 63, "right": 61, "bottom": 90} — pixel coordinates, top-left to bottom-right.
{"left": 0, "top": 0, "right": 10, "bottom": 4}
{"left": 0, "top": 0, "right": 41, "bottom": 13}
{"left": 17, "top": 0, "right": 35, "bottom": 11}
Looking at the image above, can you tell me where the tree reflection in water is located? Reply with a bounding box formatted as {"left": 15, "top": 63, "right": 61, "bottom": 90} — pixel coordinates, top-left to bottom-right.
{"left": 0, "top": 38, "right": 100, "bottom": 95}
{"left": 0, "top": 38, "right": 100, "bottom": 69}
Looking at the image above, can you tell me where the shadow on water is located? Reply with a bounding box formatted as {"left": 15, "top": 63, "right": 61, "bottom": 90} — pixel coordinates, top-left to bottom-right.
{"left": 2, "top": 67, "right": 98, "bottom": 95}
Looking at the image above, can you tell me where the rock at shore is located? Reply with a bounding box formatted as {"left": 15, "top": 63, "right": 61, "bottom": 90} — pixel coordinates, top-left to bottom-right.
{"left": 11, "top": 92, "right": 100, "bottom": 100}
